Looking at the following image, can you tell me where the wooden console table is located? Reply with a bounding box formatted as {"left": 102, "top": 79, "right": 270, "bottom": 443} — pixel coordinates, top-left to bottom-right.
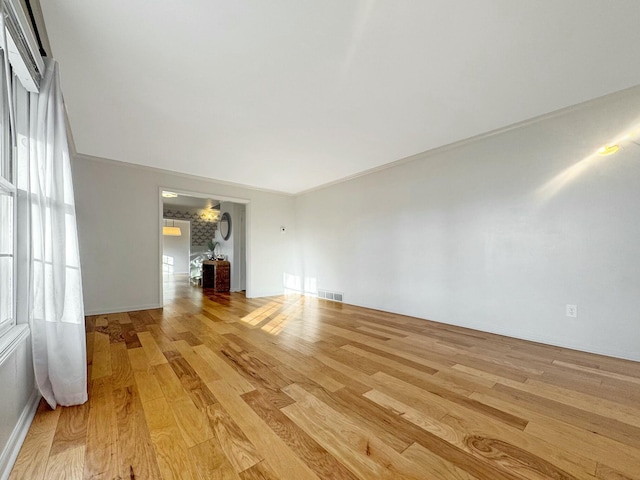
{"left": 202, "top": 260, "right": 230, "bottom": 292}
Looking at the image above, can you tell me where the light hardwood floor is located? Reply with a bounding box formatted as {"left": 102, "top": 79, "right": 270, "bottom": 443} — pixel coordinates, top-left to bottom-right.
{"left": 10, "top": 274, "right": 640, "bottom": 479}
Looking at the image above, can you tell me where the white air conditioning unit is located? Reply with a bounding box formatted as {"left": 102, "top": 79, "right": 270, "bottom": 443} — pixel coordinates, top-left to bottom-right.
{"left": 3, "top": 0, "right": 44, "bottom": 92}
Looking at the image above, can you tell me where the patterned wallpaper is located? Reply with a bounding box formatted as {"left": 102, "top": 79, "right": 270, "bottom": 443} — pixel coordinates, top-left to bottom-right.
{"left": 163, "top": 208, "right": 218, "bottom": 247}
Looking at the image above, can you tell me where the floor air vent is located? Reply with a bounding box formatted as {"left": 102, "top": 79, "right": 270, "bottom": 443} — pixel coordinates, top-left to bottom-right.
{"left": 317, "top": 290, "right": 343, "bottom": 302}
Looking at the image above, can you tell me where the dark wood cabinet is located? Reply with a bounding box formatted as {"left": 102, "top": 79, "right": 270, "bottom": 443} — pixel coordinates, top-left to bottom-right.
{"left": 202, "top": 260, "right": 230, "bottom": 291}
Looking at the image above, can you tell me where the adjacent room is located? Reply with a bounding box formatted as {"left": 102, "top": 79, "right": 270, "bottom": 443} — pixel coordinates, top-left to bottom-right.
{"left": 161, "top": 190, "right": 247, "bottom": 299}
{"left": 2, "top": 1, "right": 640, "bottom": 479}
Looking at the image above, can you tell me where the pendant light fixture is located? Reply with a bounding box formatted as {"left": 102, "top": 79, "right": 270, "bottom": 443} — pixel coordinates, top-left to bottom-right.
{"left": 163, "top": 219, "right": 182, "bottom": 236}
{"left": 209, "top": 203, "right": 221, "bottom": 222}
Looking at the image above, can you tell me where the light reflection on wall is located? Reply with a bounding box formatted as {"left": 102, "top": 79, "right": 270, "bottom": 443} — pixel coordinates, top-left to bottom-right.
{"left": 536, "top": 124, "right": 640, "bottom": 203}
{"left": 283, "top": 272, "right": 317, "bottom": 296}
{"left": 162, "top": 254, "right": 174, "bottom": 273}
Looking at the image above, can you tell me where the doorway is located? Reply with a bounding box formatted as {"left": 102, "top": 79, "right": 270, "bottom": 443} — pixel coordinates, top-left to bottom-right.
{"left": 162, "top": 219, "right": 191, "bottom": 275}
{"left": 159, "top": 189, "right": 248, "bottom": 305}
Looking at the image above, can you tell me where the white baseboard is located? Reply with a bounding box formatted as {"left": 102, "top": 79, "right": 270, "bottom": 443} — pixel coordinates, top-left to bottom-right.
{"left": 84, "top": 303, "right": 163, "bottom": 316}
{"left": 463, "top": 324, "right": 640, "bottom": 363}
{"left": 316, "top": 294, "right": 640, "bottom": 363}
{"left": 405, "top": 313, "right": 640, "bottom": 363}
{"left": 0, "top": 388, "right": 40, "bottom": 480}
{"left": 246, "top": 290, "right": 284, "bottom": 299}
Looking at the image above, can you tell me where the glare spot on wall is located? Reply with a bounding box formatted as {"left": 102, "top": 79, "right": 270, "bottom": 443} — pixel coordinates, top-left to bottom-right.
{"left": 162, "top": 254, "right": 174, "bottom": 273}
{"left": 536, "top": 123, "right": 640, "bottom": 203}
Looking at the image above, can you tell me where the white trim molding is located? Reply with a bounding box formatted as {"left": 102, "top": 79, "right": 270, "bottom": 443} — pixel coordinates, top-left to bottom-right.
{"left": 0, "top": 388, "right": 40, "bottom": 480}
{"left": 83, "top": 303, "right": 163, "bottom": 316}
{"left": 0, "top": 324, "right": 29, "bottom": 367}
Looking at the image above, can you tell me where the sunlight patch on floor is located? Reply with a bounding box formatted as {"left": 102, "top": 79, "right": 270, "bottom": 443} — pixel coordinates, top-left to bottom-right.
{"left": 261, "top": 297, "right": 305, "bottom": 335}
{"left": 240, "top": 301, "right": 282, "bottom": 326}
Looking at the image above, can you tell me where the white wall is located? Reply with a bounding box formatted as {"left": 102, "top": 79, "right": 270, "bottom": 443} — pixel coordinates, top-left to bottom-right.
{"left": 162, "top": 219, "right": 190, "bottom": 274}
{"left": 0, "top": 329, "right": 38, "bottom": 478}
{"left": 216, "top": 202, "right": 246, "bottom": 292}
{"left": 236, "top": 204, "right": 247, "bottom": 291}
{"left": 216, "top": 202, "right": 234, "bottom": 261}
{"left": 72, "top": 86, "right": 640, "bottom": 361}
{"left": 72, "top": 156, "right": 296, "bottom": 314}
{"left": 294, "top": 86, "right": 640, "bottom": 361}
{"left": 1, "top": 83, "right": 39, "bottom": 478}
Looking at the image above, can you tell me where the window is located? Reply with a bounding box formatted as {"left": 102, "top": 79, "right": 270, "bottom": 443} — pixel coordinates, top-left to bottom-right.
{"left": 0, "top": 48, "right": 16, "bottom": 337}
{"left": 0, "top": 184, "right": 14, "bottom": 336}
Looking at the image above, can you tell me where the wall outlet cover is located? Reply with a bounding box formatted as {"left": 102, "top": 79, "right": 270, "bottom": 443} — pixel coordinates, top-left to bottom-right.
{"left": 566, "top": 304, "right": 577, "bottom": 318}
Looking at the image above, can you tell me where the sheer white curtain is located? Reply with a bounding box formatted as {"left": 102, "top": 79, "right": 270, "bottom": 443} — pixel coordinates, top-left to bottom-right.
{"left": 27, "top": 59, "right": 87, "bottom": 408}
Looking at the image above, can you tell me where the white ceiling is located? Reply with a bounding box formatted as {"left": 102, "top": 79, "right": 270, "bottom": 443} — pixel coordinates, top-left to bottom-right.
{"left": 40, "top": 1, "right": 640, "bottom": 194}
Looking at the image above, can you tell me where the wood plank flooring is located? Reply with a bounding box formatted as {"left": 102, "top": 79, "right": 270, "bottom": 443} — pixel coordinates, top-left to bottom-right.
{"left": 10, "top": 274, "right": 640, "bottom": 479}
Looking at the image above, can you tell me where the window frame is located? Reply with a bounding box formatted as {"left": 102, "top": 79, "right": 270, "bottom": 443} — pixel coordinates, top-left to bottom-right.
{"left": 0, "top": 175, "right": 16, "bottom": 338}
{"left": 0, "top": 42, "right": 17, "bottom": 339}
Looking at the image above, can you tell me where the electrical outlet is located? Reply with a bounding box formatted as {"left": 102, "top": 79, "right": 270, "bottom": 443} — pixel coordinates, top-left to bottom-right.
{"left": 566, "top": 304, "right": 577, "bottom": 318}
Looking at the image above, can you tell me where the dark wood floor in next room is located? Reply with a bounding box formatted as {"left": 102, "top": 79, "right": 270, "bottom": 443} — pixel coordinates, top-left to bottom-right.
{"left": 10, "top": 274, "right": 640, "bottom": 479}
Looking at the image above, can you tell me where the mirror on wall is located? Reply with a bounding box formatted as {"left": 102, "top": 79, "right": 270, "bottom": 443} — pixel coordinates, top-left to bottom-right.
{"left": 220, "top": 212, "right": 231, "bottom": 240}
